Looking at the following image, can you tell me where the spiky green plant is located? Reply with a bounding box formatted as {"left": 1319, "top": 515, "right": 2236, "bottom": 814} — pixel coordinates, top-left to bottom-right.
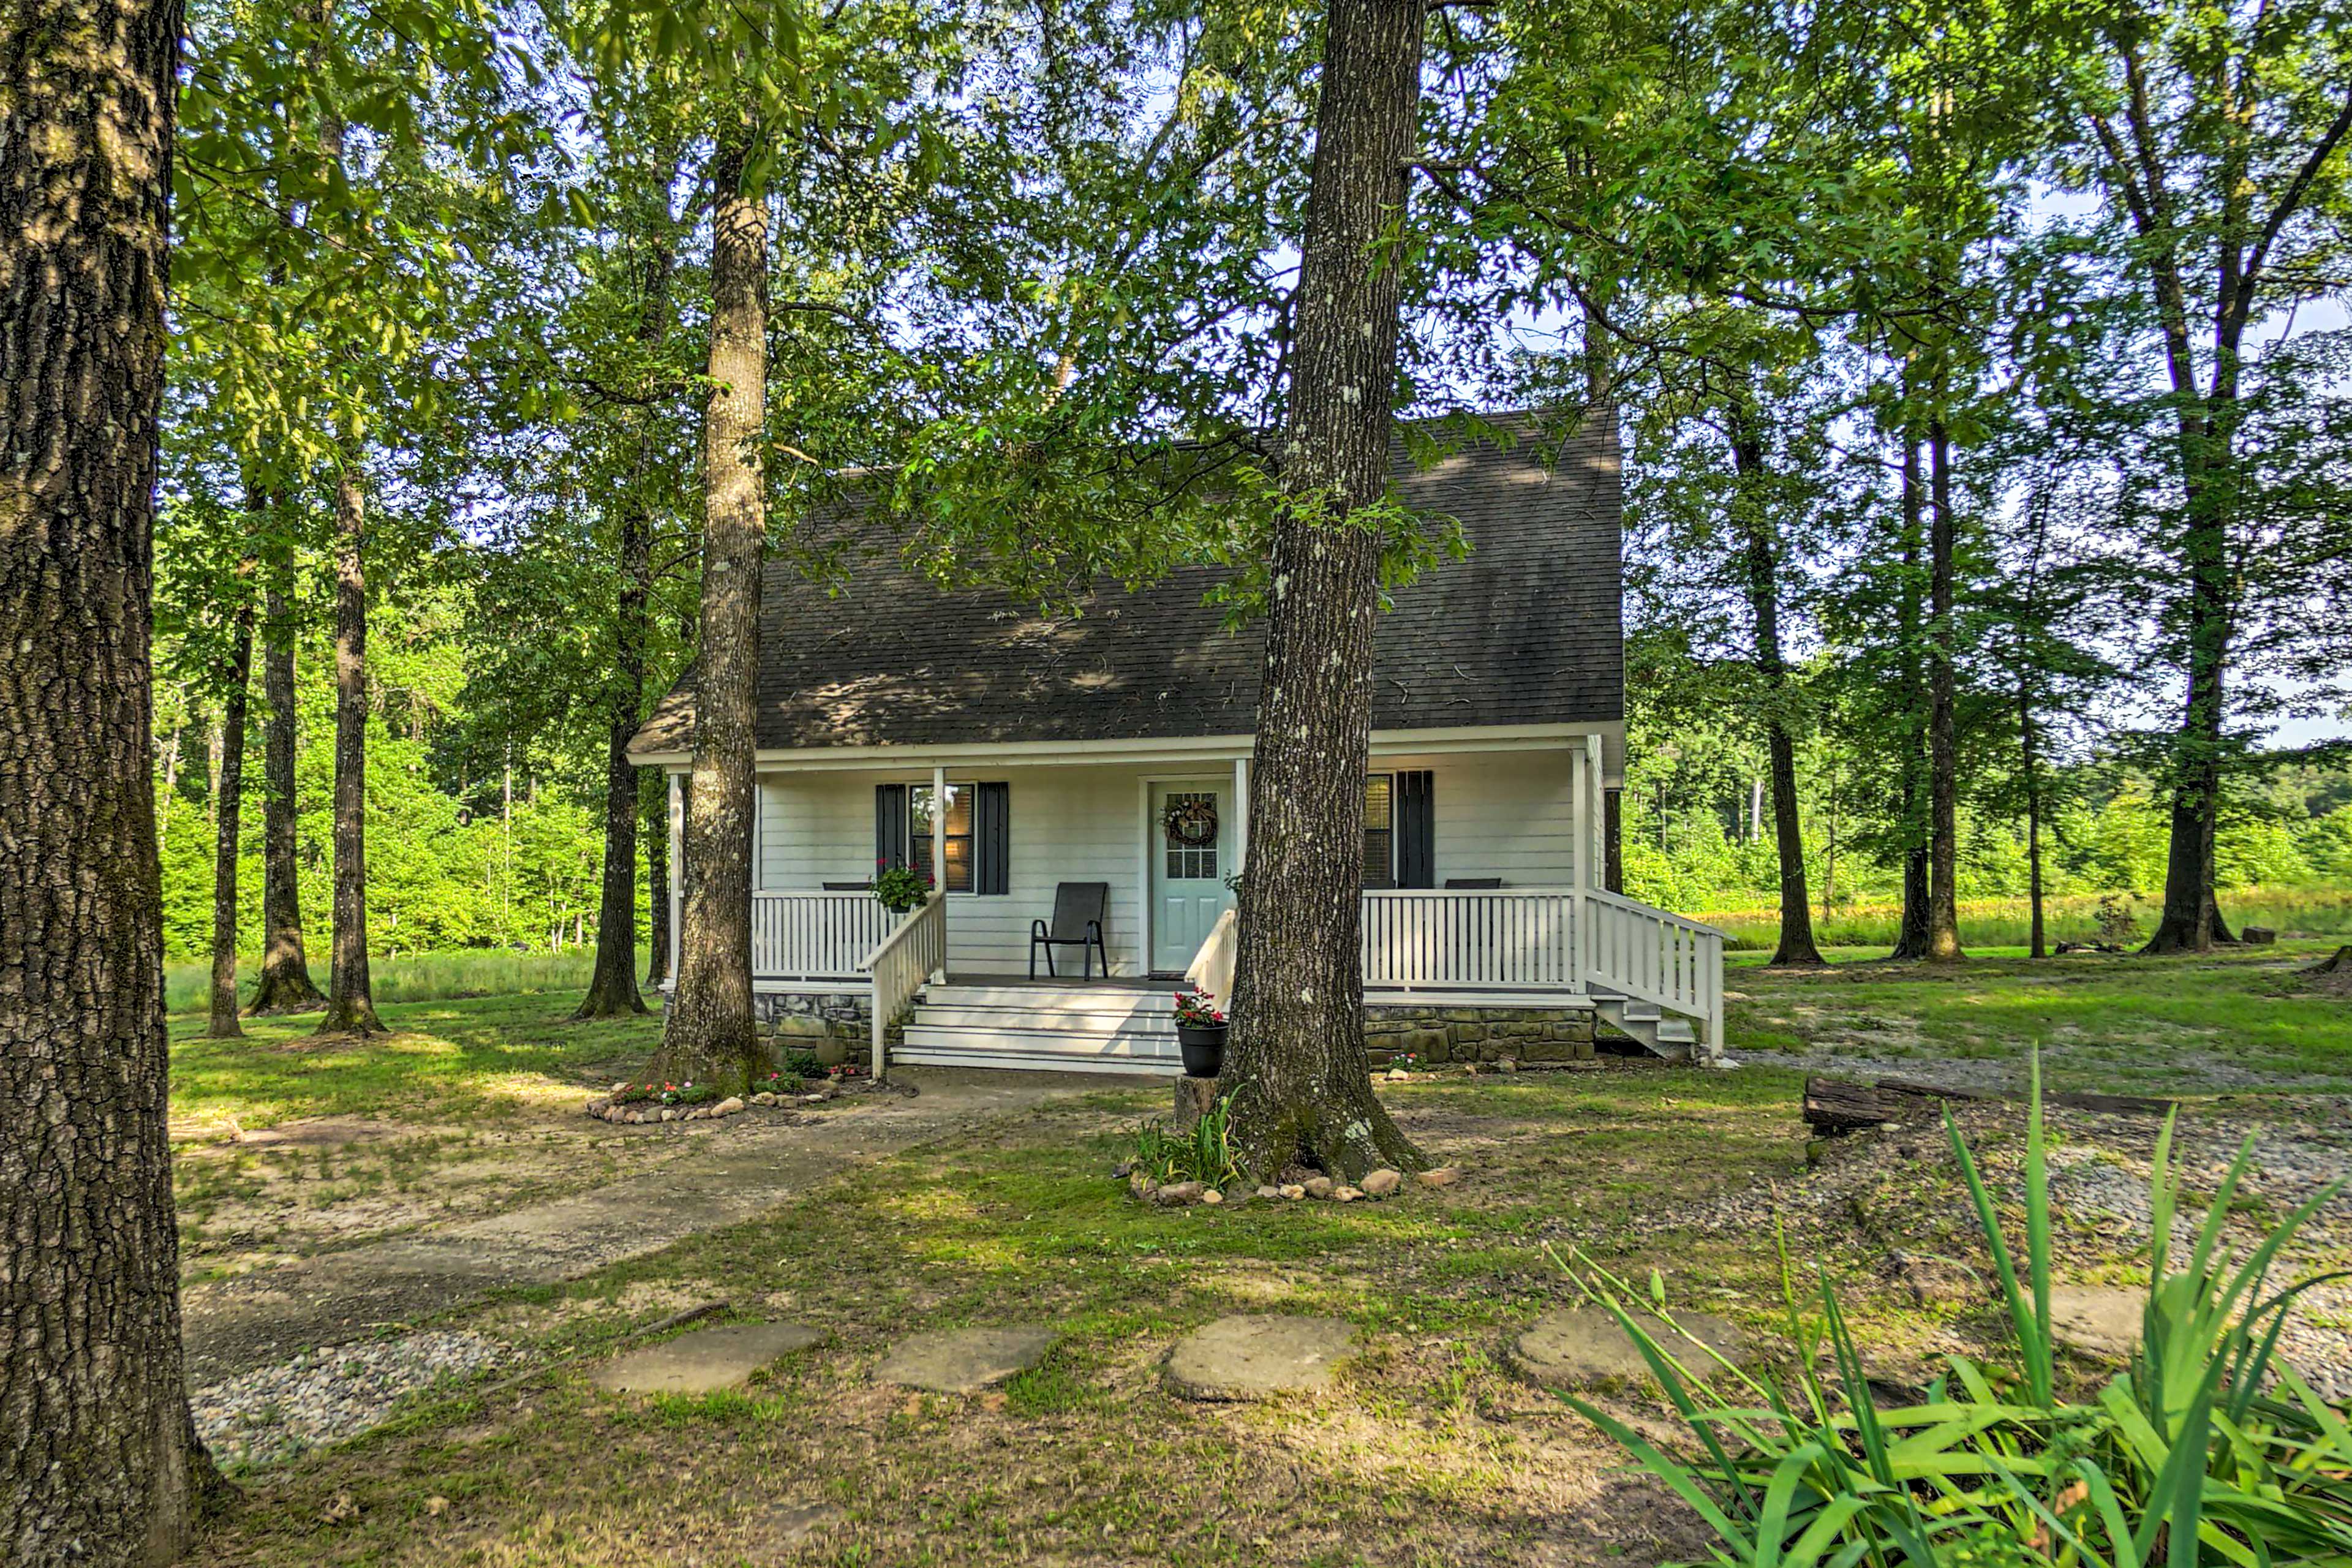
{"left": 1557, "top": 1057, "right": 2352, "bottom": 1567}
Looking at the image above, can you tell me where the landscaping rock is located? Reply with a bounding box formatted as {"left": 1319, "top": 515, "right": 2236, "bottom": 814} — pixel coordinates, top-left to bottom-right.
{"left": 1302, "top": 1176, "right": 1335, "bottom": 1199}
{"left": 2243, "top": 926, "right": 2277, "bottom": 945}
{"left": 1164, "top": 1314, "right": 1358, "bottom": 1401}
{"left": 714, "top": 1096, "right": 744, "bottom": 1116}
{"left": 1509, "top": 1306, "right": 1748, "bottom": 1390}
{"left": 592, "top": 1322, "right": 827, "bottom": 1395}
{"left": 1279, "top": 1184, "right": 1306, "bottom": 1200}
{"left": 1415, "top": 1167, "right": 1461, "bottom": 1188}
{"left": 1255, "top": 1185, "right": 1281, "bottom": 1200}
{"left": 876, "top": 1328, "right": 1057, "bottom": 1394}
{"left": 1331, "top": 1185, "right": 1363, "bottom": 1202}
{"left": 1360, "top": 1169, "right": 1402, "bottom": 1197}
{"left": 1199, "top": 1188, "right": 1223, "bottom": 1205}
{"left": 1153, "top": 1181, "right": 1205, "bottom": 1207}
{"left": 752, "top": 1093, "right": 776, "bottom": 1106}
{"left": 2049, "top": 1286, "right": 2142, "bottom": 1360}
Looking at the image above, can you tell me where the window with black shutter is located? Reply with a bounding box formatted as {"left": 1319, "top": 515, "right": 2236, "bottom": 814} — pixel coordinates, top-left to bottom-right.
{"left": 878, "top": 782, "right": 1009, "bottom": 895}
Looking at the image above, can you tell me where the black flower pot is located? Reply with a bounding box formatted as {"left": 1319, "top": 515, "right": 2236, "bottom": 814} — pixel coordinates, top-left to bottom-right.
{"left": 1176, "top": 1023, "right": 1227, "bottom": 1079}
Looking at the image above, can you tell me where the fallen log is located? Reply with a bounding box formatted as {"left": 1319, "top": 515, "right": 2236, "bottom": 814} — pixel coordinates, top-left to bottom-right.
{"left": 1803, "top": 1075, "right": 2175, "bottom": 1136}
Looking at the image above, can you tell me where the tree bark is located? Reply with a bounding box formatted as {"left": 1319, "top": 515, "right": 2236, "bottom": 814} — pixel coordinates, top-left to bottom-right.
{"left": 1726, "top": 391, "right": 1825, "bottom": 968}
{"left": 317, "top": 461, "right": 385, "bottom": 1035}
{"left": 578, "top": 209, "right": 676, "bottom": 1019}
{"left": 247, "top": 543, "right": 325, "bottom": 1012}
{"left": 654, "top": 132, "right": 769, "bottom": 1093}
{"left": 1924, "top": 420, "right": 1964, "bottom": 960}
{"left": 1888, "top": 437, "right": 1932, "bottom": 962}
{"left": 1216, "top": 0, "right": 1428, "bottom": 1183}
{"left": 0, "top": 0, "right": 213, "bottom": 1551}
{"left": 208, "top": 598, "right": 255, "bottom": 1037}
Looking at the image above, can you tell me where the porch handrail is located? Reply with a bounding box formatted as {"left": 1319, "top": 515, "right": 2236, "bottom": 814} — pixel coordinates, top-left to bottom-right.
{"left": 750, "top": 889, "right": 897, "bottom": 982}
{"left": 1578, "top": 888, "right": 1727, "bottom": 1057}
{"left": 1360, "top": 886, "right": 1580, "bottom": 989}
{"left": 1184, "top": 907, "right": 1238, "bottom": 1003}
{"left": 859, "top": 891, "right": 945, "bottom": 1080}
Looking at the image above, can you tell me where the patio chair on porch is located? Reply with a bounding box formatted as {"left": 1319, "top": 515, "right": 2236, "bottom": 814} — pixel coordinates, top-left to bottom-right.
{"left": 1030, "top": 882, "right": 1110, "bottom": 979}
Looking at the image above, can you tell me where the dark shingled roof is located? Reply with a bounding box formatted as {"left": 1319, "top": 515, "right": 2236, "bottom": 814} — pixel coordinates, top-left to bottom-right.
{"left": 628, "top": 413, "right": 1622, "bottom": 756}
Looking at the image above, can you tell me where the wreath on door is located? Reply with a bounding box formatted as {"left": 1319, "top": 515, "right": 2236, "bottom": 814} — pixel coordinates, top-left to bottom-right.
{"left": 1162, "top": 797, "right": 1219, "bottom": 847}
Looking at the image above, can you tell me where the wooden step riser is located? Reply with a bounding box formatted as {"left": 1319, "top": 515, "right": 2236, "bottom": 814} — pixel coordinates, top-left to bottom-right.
{"left": 900, "top": 1025, "right": 1184, "bottom": 1059}
{"left": 891, "top": 1047, "right": 1182, "bottom": 1076}
{"left": 911, "top": 1006, "right": 1177, "bottom": 1034}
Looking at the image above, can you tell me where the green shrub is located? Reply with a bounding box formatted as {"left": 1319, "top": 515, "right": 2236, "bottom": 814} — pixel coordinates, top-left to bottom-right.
{"left": 1129, "top": 1095, "right": 1242, "bottom": 1190}
{"left": 1561, "top": 1060, "right": 2352, "bottom": 1566}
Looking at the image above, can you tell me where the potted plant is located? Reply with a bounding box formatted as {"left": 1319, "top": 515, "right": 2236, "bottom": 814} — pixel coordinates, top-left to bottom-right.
{"left": 873, "top": 859, "right": 932, "bottom": 915}
{"left": 1172, "top": 990, "right": 1227, "bottom": 1078}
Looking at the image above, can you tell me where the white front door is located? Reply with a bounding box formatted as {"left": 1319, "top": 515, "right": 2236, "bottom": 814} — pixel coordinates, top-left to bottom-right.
{"left": 1149, "top": 781, "right": 1234, "bottom": 976}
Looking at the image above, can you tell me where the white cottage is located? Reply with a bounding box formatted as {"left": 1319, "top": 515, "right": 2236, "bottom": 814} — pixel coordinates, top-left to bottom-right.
{"left": 626, "top": 413, "right": 1724, "bottom": 1073}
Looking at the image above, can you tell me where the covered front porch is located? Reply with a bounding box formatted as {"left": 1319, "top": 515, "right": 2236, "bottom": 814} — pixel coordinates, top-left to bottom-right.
{"left": 655, "top": 726, "right": 1725, "bottom": 1072}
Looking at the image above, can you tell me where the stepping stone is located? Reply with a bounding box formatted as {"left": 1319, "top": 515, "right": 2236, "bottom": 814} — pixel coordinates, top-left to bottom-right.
{"left": 1508, "top": 1306, "right": 1747, "bottom": 1390}
{"left": 592, "top": 1322, "right": 827, "bottom": 1394}
{"left": 1164, "top": 1314, "right": 1357, "bottom": 1401}
{"left": 876, "top": 1328, "right": 1056, "bottom": 1393}
{"left": 2049, "top": 1286, "right": 2142, "bottom": 1361}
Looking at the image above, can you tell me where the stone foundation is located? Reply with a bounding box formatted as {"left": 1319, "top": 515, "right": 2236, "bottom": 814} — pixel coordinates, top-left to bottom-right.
{"left": 1364, "top": 1003, "right": 1596, "bottom": 1065}
{"left": 752, "top": 990, "right": 870, "bottom": 1047}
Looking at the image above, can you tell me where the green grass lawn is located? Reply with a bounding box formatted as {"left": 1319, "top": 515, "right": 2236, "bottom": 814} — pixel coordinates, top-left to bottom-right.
{"left": 168, "top": 993, "right": 665, "bottom": 1141}
{"left": 173, "top": 950, "right": 2351, "bottom": 1566}
{"left": 1724, "top": 941, "right": 2352, "bottom": 1094}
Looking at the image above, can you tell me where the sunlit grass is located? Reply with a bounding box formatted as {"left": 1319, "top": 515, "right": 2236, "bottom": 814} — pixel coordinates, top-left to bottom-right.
{"left": 164, "top": 949, "right": 643, "bottom": 1013}
{"left": 1697, "top": 884, "right": 2352, "bottom": 951}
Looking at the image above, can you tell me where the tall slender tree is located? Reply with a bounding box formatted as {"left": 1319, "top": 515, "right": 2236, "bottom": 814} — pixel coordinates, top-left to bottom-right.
{"left": 655, "top": 128, "right": 771, "bottom": 1092}
{"left": 0, "top": 0, "right": 217, "bottom": 1551}
{"left": 1218, "top": 0, "right": 1429, "bottom": 1182}
{"left": 208, "top": 549, "right": 257, "bottom": 1038}
{"left": 247, "top": 540, "right": 328, "bottom": 1011}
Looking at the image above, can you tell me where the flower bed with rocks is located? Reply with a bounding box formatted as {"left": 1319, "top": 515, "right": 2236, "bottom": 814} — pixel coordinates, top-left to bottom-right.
{"left": 1117, "top": 1161, "right": 1462, "bottom": 1207}
{"left": 584, "top": 1065, "right": 884, "bottom": 1124}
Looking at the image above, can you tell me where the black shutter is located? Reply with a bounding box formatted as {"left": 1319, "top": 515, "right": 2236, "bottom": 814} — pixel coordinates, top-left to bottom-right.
{"left": 975, "top": 781, "right": 1010, "bottom": 895}
{"left": 1604, "top": 787, "right": 1624, "bottom": 894}
{"left": 875, "top": 783, "right": 908, "bottom": 869}
{"left": 1396, "top": 770, "right": 1436, "bottom": 888}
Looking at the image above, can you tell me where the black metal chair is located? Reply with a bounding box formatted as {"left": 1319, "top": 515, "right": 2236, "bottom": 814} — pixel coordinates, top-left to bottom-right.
{"left": 1030, "top": 882, "right": 1110, "bottom": 979}
{"left": 1444, "top": 876, "right": 1503, "bottom": 889}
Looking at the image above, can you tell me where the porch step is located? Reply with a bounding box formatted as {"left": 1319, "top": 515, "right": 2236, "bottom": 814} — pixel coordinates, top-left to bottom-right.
{"left": 897, "top": 982, "right": 1183, "bottom": 1076}
{"left": 1592, "top": 992, "right": 1700, "bottom": 1062}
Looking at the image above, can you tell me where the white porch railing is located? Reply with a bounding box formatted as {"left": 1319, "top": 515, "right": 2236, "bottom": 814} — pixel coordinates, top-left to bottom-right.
{"left": 1578, "top": 888, "right": 1726, "bottom": 1054}
{"left": 1355, "top": 886, "right": 1725, "bottom": 1057}
{"left": 861, "top": 891, "right": 945, "bottom": 1078}
{"left": 752, "top": 890, "right": 899, "bottom": 981}
{"left": 1361, "top": 888, "right": 1580, "bottom": 988}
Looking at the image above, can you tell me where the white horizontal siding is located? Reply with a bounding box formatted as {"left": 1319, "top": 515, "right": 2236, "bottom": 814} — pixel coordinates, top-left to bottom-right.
{"left": 1387, "top": 751, "right": 1577, "bottom": 889}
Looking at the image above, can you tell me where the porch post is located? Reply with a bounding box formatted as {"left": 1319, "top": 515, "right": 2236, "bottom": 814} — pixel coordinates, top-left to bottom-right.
{"left": 1586, "top": 734, "right": 1606, "bottom": 900}
{"left": 1232, "top": 756, "right": 1250, "bottom": 884}
{"left": 666, "top": 770, "right": 684, "bottom": 986}
{"left": 1567, "top": 742, "right": 1586, "bottom": 894}
{"left": 930, "top": 764, "right": 948, "bottom": 981}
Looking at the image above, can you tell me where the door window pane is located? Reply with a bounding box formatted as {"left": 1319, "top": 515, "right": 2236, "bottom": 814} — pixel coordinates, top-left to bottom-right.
{"left": 1162, "top": 791, "right": 1219, "bottom": 881}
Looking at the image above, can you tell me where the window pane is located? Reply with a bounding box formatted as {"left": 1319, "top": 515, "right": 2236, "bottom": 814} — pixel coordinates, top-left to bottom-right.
{"left": 908, "top": 786, "right": 973, "bottom": 892}
{"left": 1362, "top": 775, "right": 1394, "bottom": 887}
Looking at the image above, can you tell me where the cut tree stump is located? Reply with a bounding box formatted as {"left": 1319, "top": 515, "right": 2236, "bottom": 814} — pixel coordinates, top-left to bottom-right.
{"left": 1173, "top": 1077, "right": 1218, "bottom": 1131}
{"left": 1803, "top": 1076, "right": 2174, "bottom": 1136}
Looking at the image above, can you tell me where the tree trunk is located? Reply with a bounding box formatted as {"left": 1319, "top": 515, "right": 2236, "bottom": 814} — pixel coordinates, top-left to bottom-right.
{"left": 1727, "top": 391, "right": 1825, "bottom": 968}
{"left": 2020, "top": 669, "right": 2046, "bottom": 960}
{"left": 247, "top": 545, "right": 325, "bottom": 1012}
{"left": 318, "top": 461, "right": 384, "bottom": 1035}
{"left": 654, "top": 132, "right": 769, "bottom": 1093}
{"left": 2144, "top": 454, "right": 2234, "bottom": 952}
{"left": 1924, "top": 421, "right": 1963, "bottom": 960}
{"left": 0, "top": 0, "right": 214, "bottom": 1550}
{"left": 1216, "top": 0, "right": 1428, "bottom": 1183}
{"left": 1888, "top": 438, "right": 1932, "bottom": 962}
{"left": 578, "top": 213, "right": 675, "bottom": 1019}
{"left": 208, "top": 601, "right": 254, "bottom": 1038}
